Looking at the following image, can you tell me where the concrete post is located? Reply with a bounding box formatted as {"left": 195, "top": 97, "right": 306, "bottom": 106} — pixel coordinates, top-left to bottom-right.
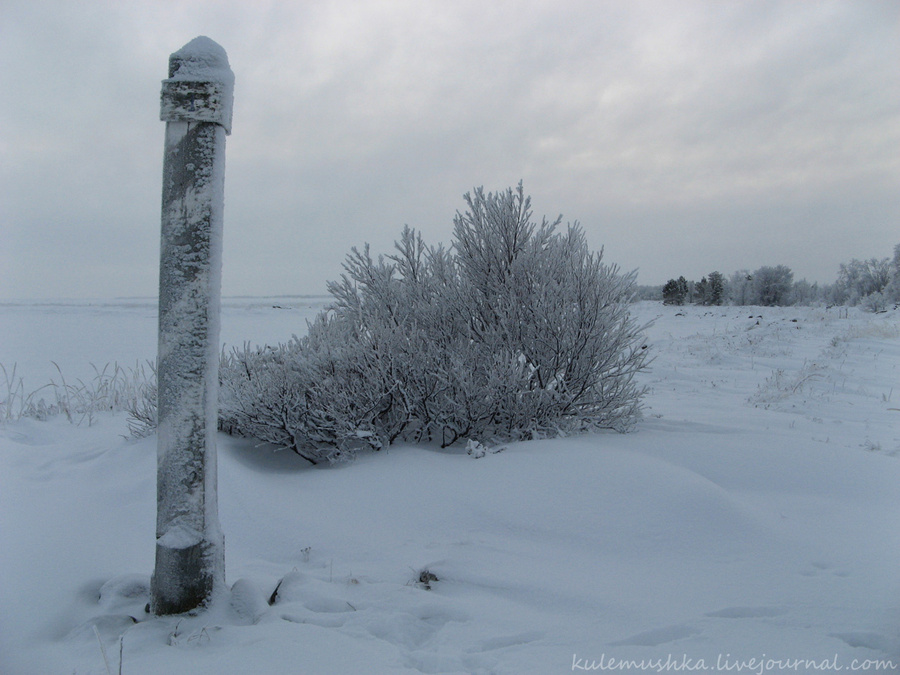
{"left": 151, "top": 36, "right": 233, "bottom": 616}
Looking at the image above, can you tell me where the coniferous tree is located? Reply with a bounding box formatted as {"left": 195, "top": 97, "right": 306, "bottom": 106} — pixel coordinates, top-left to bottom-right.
{"left": 694, "top": 277, "right": 709, "bottom": 305}
{"left": 707, "top": 271, "right": 725, "bottom": 306}
{"left": 662, "top": 279, "right": 681, "bottom": 305}
{"left": 677, "top": 277, "right": 690, "bottom": 305}
{"left": 663, "top": 277, "right": 690, "bottom": 305}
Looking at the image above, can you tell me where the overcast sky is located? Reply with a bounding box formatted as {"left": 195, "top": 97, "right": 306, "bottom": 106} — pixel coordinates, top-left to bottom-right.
{"left": 2, "top": 0, "right": 898, "bottom": 299}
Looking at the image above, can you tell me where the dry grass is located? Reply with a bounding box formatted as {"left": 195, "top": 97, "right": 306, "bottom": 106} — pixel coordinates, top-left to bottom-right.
{"left": 1, "top": 361, "right": 155, "bottom": 432}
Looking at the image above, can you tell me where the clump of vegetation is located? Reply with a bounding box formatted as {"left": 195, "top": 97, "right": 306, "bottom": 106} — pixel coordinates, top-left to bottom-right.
{"left": 218, "top": 183, "right": 650, "bottom": 464}
{"left": 1, "top": 361, "right": 155, "bottom": 427}
{"left": 416, "top": 569, "right": 439, "bottom": 591}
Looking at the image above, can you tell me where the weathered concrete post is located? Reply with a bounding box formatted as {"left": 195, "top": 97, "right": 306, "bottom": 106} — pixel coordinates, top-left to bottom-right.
{"left": 151, "top": 36, "right": 233, "bottom": 616}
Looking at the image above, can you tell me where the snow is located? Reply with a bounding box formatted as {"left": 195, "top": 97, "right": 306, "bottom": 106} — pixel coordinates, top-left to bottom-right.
{"left": 155, "top": 522, "right": 204, "bottom": 550}
{"left": 1, "top": 300, "right": 899, "bottom": 674}
{"left": 167, "top": 37, "right": 234, "bottom": 86}
{"left": 161, "top": 36, "right": 234, "bottom": 135}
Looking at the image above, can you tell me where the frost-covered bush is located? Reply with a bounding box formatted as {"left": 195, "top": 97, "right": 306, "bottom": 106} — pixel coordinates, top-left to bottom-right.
{"left": 752, "top": 265, "right": 794, "bottom": 306}
{"left": 790, "top": 278, "right": 821, "bottom": 307}
{"left": 859, "top": 291, "right": 889, "bottom": 313}
{"left": 728, "top": 271, "right": 754, "bottom": 305}
{"left": 218, "top": 325, "right": 366, "bottom": 465}
{"left": 218, "top": 184, "right": 650, "bottom": 463}
{"left": 888, "top": 244, "right": 900, "bottom": 302}
{"left": 835, "top": 257, "right": 892, "bottom": 306}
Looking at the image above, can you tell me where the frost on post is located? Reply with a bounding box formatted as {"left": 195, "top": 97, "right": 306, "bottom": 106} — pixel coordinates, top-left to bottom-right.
{"left": 151, "top": 36, "right": 233, "bottom": 616}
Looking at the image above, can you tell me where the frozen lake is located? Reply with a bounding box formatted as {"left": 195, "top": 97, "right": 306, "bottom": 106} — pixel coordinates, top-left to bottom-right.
{"left": 0, "top": 296, "right": 329, "bottom": 388}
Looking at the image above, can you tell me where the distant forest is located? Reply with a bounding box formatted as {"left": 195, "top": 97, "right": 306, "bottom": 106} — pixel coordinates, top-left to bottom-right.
{"left": 636, "top": 244, "right": 900, "bottom": 311}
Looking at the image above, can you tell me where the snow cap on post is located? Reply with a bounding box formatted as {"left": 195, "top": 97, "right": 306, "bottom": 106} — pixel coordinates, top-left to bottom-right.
{"left": 160, "top": 36, "right": 234, "bottom": 135}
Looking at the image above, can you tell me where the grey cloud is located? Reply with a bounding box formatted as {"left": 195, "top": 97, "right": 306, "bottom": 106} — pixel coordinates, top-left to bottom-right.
{"left": 1, "top": 0, "right": 897, "bottom": 297}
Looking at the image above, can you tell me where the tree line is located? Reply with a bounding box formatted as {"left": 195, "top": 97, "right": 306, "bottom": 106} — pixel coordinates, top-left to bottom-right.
{"left": 642, "top": 246, "right": 900, "bottom": 310}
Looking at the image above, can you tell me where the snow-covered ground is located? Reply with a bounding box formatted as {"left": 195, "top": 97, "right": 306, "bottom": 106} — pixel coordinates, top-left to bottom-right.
{"left": 1, "top": 299, "right": 899, "bottom": 674}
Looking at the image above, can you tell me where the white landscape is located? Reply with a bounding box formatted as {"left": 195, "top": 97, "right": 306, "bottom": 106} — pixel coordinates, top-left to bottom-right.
{"left": 1, "top": 298, "right": 899, "bottom": 674}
